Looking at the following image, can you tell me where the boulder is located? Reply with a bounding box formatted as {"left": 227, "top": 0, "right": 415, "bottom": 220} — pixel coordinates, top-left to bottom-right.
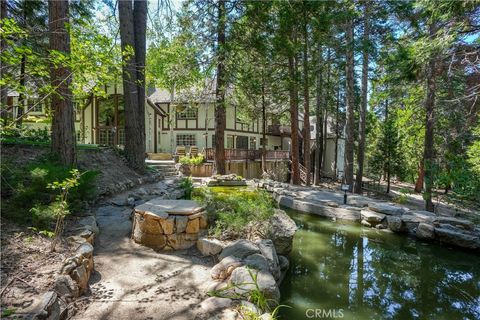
{"left": 197, "top": 237, "right": 224, "bottom": 256}
{"left": 243, "top": 254, "right": 270, "bottom": 272}
{"left": 78, "top": 216, "right": 99, "bottom": 235}
{"left": 435, "top": 225, "right": 480, "bottom": 250}
{"left": 416, "top": 223, "right": 435, "bottom": 240}
{"left": 435, "top": 217, "right": 474, "bottom": 231}
{"left": 402, "top": 211, "right": 437, "bottom": 233}
{"left": 267, "top": 210, "right": 297, "bottom": 255}
{"left": 200, "top": 297, "right": 233, "bottom": 314}
{"left": 240, "top": 300, "right": 261, "bottom": 315}
{"left": 230, "top": 267, "right": 280, "bottom": 303}
{"left": 33, "top": 291, "right": 67, "bottom": 320}
{"left": 361, "top": 210, "right": 385, "bottom": 225}
{"left": 368, "top": 202, "right": 406, "bottom": 216}
{"left": 211, "top": 256, "right": 244, "bottom": 280}
{"left": 278, "top": 255, "right": 289, "bottom": 272}
{"left": 127, "top": 197, "right": 135, "bottom": 207}
{"left": 386, "top": 216, "right": 403, "bottom": 232}
{"left": 54, "top": 275, "right": 79, "bottom": 299}
{"left": 70, "top": 265, "right": 89, "bottom": 294}
{"left": 76, "top": 242, "right": 94, "bottom": 259}
{"left": 219, "top": 239, "right": 260, "bottom": 261}
{"left": 256, "top": 239, "right": 280, "bottom": 280}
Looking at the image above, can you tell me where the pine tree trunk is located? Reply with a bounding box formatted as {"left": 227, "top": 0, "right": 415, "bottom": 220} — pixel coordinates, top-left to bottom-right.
{"left": 48, "top": 0, "right": 75, "bottom": 165}
{"left": 344, "top": 14, "right": 355, "bottom": 191}
{"left": 423, "top": 23, "right": 437, "bottom": 212}
{"left": 289, "top": 53, "right": 300, "bottom": 185}
{"left": 215, "top": 0, "right": 226, "bottom": 175}
{"left": 302, "top": 8, "right": 311, "bottom": 186}
{"left": 334, "top": 84, "right": 340, "bottom": 177}
{"left": 355, "top": 2, "right": 370, "bottom": 194}
{"left": 119, "top": 0, "right": 147, "bottom": 172}
{"left": 261, "top": 81, "right": 267, "bottom": 172}
{"left": 322, "top": 49, "right": 330, "bottom": 171}
{"left": 414, "top": 162, "right": 424, "bottom": 193}
{"left": 17, "top": 54, "right": 26, "bottom": 127}
{"left": 314, "top": 45, "right": 323, "bottom": 185}
{"left": 0, "top": 0, "right": 8, "bottom": 120}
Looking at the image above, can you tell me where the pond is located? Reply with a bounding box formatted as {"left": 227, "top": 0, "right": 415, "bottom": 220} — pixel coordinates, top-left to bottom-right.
{"left": 278, "top": 210, "right": 480, "bottom": 320}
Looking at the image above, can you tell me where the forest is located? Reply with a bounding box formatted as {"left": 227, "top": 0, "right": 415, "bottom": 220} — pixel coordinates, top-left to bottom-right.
{"left": 1, "top": 0, "right": 479, "bottom": 212}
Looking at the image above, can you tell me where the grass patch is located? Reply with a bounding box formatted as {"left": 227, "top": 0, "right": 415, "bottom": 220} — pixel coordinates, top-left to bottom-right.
{"left": 193, "top": 186, "right": 276, "bottom": 237}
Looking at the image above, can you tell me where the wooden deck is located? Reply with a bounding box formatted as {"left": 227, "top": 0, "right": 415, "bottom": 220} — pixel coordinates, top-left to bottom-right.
{"left": 204, "top": 148, "right": 290, "bottom": 162}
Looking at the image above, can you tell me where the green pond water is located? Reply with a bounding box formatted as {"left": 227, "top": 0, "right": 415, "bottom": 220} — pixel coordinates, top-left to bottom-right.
{"left": 278, "top": 210, "right": 480, "bottom": 320}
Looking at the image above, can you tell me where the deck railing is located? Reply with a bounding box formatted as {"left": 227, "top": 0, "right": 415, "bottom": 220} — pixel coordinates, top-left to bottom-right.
{"left": 204, "top": 148, "right": 290, "bottom": 161}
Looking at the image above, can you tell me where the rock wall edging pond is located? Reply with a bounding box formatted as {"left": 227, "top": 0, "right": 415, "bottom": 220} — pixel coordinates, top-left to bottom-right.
{"left": 258, "top": 179, "right": 480, "bottom": 252}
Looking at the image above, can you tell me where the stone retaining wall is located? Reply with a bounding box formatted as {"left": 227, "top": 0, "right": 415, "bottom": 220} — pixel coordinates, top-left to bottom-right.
{"left": 33, "top": 215, "right": 99, "bottom": 320}
{"left": 259, "top": 179, "right": 480, "bottom": 251}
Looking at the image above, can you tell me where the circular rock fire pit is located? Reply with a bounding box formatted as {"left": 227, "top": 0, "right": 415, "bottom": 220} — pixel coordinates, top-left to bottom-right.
{"left": 131, "top": 198, "right": 208, "bottom": 250}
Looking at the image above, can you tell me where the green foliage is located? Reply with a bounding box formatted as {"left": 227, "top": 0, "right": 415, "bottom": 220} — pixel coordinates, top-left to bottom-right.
{"left": 194, "top": 187, "right": 276, "bottom": 236}
{"left": 180, "top": 176, "right": 194, "bottom": 200}
{"left": 179, "top": 154, "right": 204, "bottom": 166}
{"left": 0, "top": 125, "right": 50, "bottom": 143}
{"left": 1, "top": 157, "right": 98, "bottom": 226}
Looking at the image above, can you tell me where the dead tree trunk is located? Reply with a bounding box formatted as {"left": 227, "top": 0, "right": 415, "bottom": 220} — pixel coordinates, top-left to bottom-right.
{"left": 344, "top": 13, "right": 355, "bottom": 190}
{"left": 355, "top": 1, "right": 370, "bottom": 194}
{"left": 119, "top": 0, "right": 147, "bottom": 172}
{"left": 215, "top": 0, "right": 227, "bottom": 175}
{"left": 48, "top": 0, "right": 75, "bottom": 165}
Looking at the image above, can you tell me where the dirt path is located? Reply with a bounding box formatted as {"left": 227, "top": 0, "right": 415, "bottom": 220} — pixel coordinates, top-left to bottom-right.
{"left": 74, "top": 197, "right": 215, "bottom": 319}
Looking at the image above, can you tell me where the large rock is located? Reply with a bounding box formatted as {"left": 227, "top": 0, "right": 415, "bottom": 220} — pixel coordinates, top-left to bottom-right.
{"left": 211, "top": 256, "right": 243, "bottom": 280}
{"left": 416, "top": 223, "right": 435, "bottom": 240}
{"left": 402, "top": 210, "right": 437, "bottom": 233}
{"left": 78, "top": 216, "right": 99, "bottom": 235}
{"left": 33, "top": 291, "right": 67, "bottom": 320}
{"left": 387, "top": 216, "right": 403, "bottom": 232}
{"left": 435, "top": 217, "right": 474, "bottom": 231}
{"left": 361, "top": 210, "right": 385, "bottom": 225}
{"left": 435, "top": 225, "right": 480, "bottom": 250}
{"left": 256, "top": 239, "right": 280, "bottom": 280}
{"left": 54, "top": 275, "right": 79, "bottom": 300}
{"left": 267, "top": 210, "right": 297, "bottom": 255}
{"left": 197, "top": 237, "right": 224, "bottom": 256}
{"left": 200, "top": 297, "right": 233, "bottom": 314}
{"left": 219, "top": 239, "right": 260, "bottom": 261}
{"left": 243, "top": 254, "right": 270, "bottom": 272}
{"left": 230, "top": 267, "right": 280, "bottom": 303}
{"left": 368, "top": 202, "right": 406, "bottom": 216}
{"left": 160, "top": 217, "right": 175, "bottom": 235}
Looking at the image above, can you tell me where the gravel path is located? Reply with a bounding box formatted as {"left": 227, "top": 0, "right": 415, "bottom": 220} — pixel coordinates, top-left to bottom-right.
{"left": 74, "top": 189, "right": 215, "bottom": 320}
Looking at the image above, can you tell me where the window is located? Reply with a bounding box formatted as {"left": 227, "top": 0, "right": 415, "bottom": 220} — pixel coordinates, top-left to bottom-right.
{"left": 249, "top": 137, "right": 256, "bottom": 150}
{"left": 260, "top": 137, "right": 268, "bottom": 146}
{"left": 226, "top": 135, "right": 234, "bottom": 149}
{"left": 176, "top": 107, "right": 197, "bottom": 119}
{"left": 236, "top": 136, "right": 248, "bottom": 149}
{"left": 176, "top": 134, "right": 196, "bottom": 146}
{"left": 28, "top": 99, "right": 43, "bottom": 113}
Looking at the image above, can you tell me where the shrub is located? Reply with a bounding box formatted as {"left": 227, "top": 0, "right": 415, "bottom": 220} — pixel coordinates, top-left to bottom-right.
{"left": 180, "top": 176, "right": 194, "bottom": 199}
{"left": 179, "top": 154, "right": 204, "bottom": 166}
{"left": 194, "top": 187, "right": 276, "bottom": 236}
{"left": 1, "top": 156, "right": 98, "bottom": 226}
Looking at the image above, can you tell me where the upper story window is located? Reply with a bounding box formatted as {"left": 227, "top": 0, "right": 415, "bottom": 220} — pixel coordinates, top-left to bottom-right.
{"left": 176, "top": 106, "right": 197, "bottom": 120}
{"left": 28, "top": 99, "right": 43, "bottom": 113}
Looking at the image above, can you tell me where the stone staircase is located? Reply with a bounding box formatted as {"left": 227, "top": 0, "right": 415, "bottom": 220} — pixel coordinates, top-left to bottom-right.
{"left": 145, "top": 160, "right": 179, "bottom": 177}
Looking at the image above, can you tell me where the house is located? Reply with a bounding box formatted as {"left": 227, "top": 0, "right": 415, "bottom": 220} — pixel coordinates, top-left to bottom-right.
{"left": 5, "top": 83, "right": 343, "bottom": 180}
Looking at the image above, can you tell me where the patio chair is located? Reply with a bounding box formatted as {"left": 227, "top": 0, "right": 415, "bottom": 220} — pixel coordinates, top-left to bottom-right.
{"left": 190, "top": 146, "right": 199, "bottom": 158}
{"left": 175, "top": 146, "right": 186, "bottom": 159}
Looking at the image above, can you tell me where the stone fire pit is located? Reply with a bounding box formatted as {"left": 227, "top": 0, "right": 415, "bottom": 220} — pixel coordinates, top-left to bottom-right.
{"left": 131, "top": 198, "right": 208, "bottom": 250}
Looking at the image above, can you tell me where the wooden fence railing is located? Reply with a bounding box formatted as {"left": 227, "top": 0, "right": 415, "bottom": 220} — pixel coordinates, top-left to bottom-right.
{"left": 204, "top": 148, "right": 290, "bottom": 161}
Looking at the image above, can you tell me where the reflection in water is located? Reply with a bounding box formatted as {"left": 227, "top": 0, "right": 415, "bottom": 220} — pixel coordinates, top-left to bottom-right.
{"left": 279, "top": 211, "right": 480, "bottom": 320}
